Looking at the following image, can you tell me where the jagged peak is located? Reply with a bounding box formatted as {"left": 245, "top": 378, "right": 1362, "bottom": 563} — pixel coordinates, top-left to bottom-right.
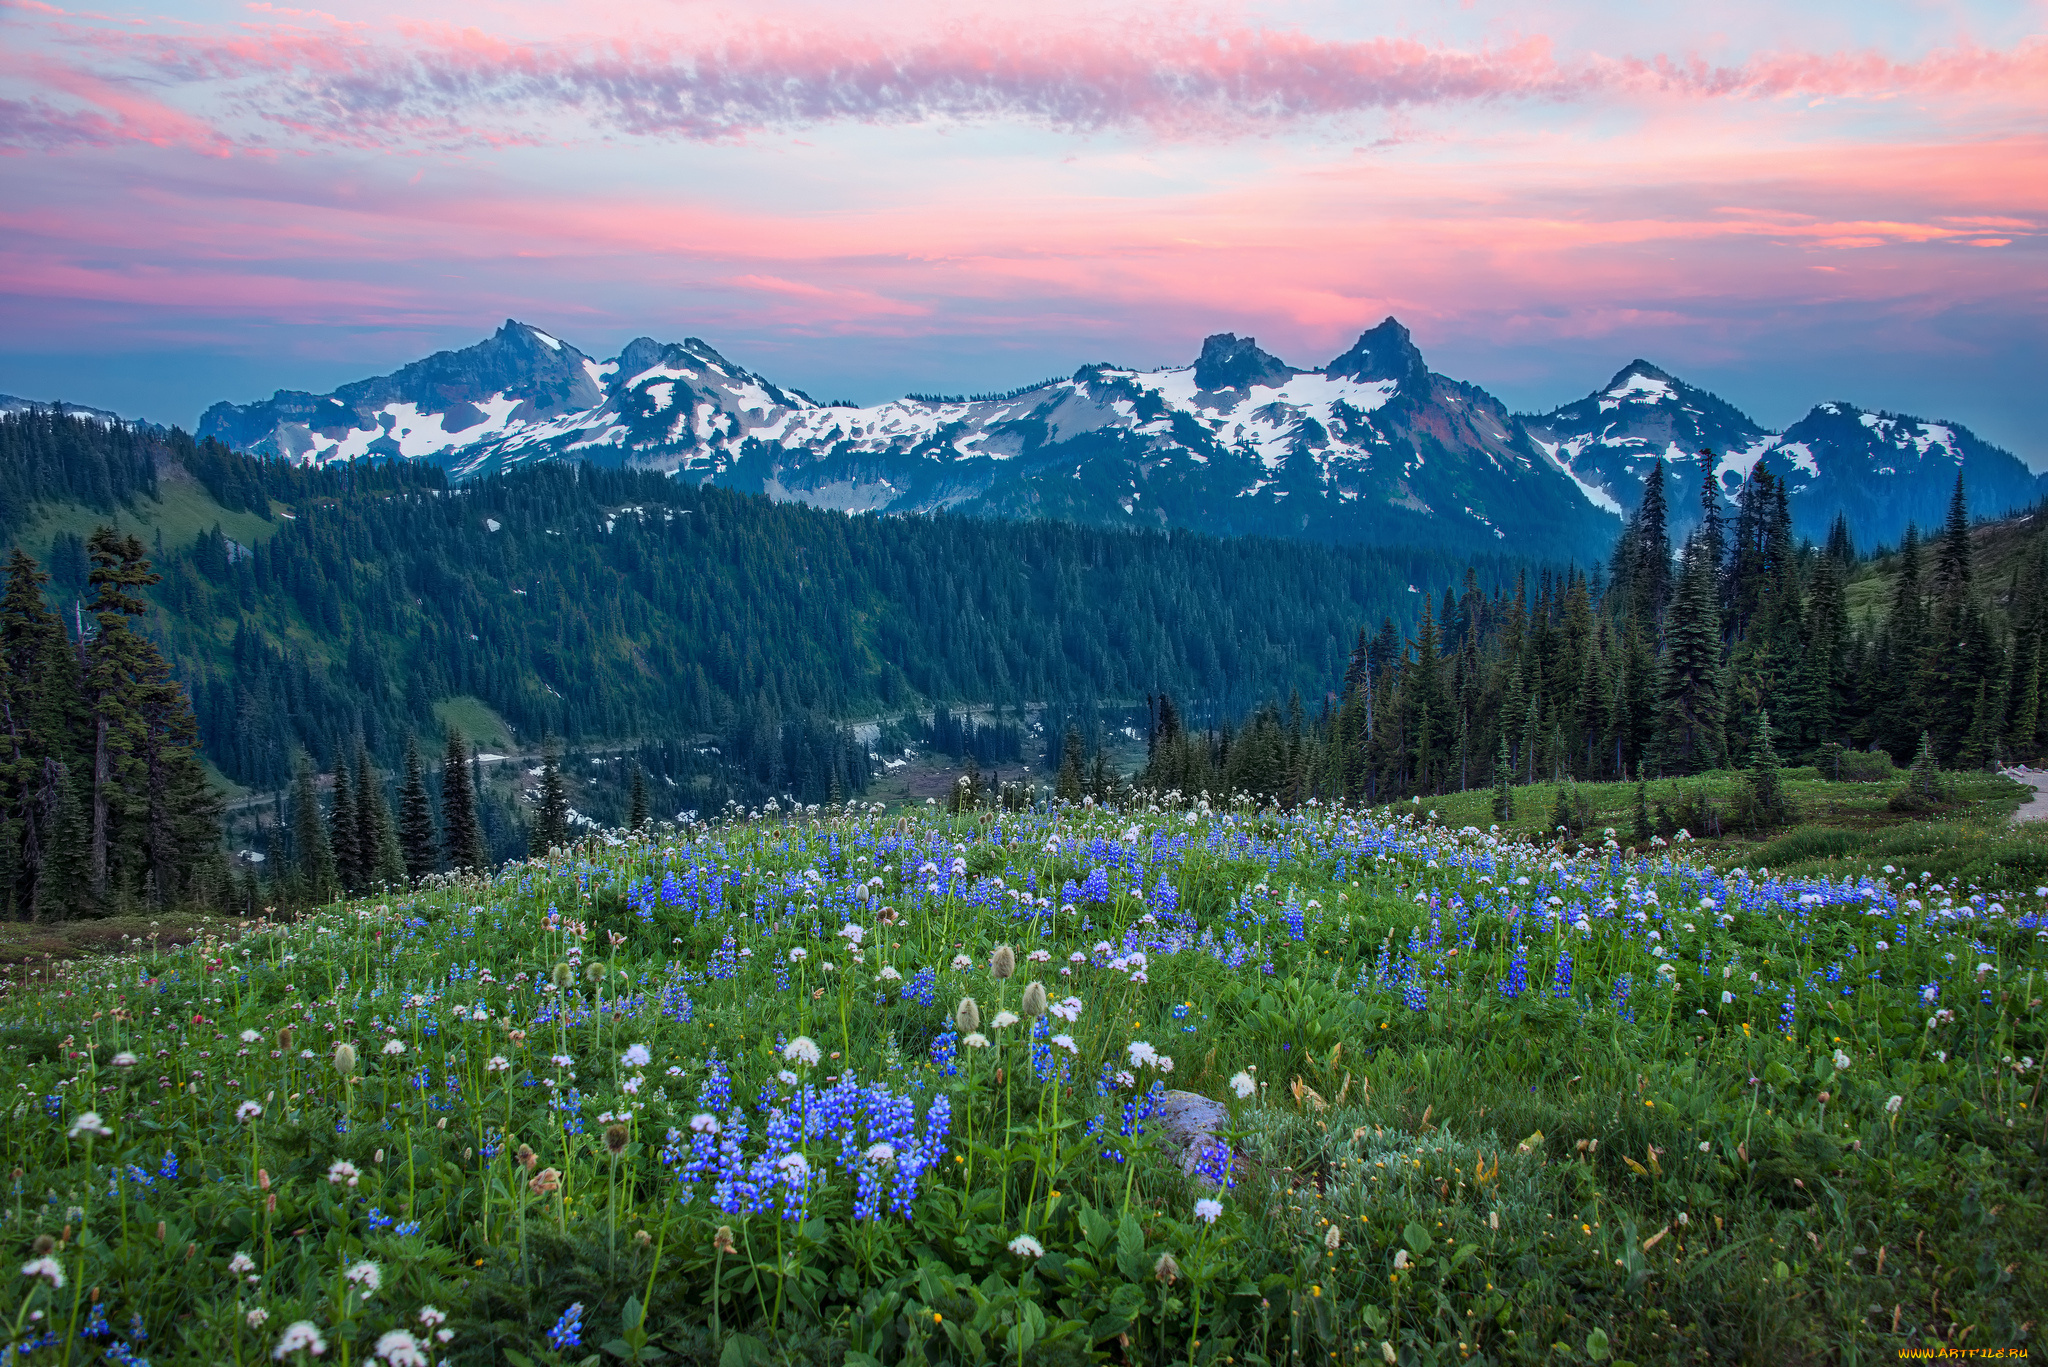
{"left": 1605, "top": 358, "right": 1676, "bottom": 388}
{"left": 1192, "top": 333, "right": 1295, "bottom": 392}
{"left": 1326, "top": 317, "right": 1427, "bottom": 387}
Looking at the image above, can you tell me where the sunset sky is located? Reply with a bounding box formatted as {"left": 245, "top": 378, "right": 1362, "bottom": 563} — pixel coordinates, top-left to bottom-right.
{"left": 2, "top": 0, "right": 2043, "bottom": 460}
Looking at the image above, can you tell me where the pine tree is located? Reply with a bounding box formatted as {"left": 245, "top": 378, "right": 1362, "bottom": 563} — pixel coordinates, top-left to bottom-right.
{"left": 1055, "top": 728, "right": 1084, "bottom": 802}
{"left": 1548, "top": 784, "right": 1574, "bottom": 837}
{"left": 1959, "top": 678, "right": 2000, "bottom": 771}
{"left": 1743, "top": 709, "right": 1789, "bottom": 830}
{"left": 1490, "top": 735, "right": 1514, "bottom": 822}
{"left": 1658, "top": 536, "right": 1724, "bottom": 773}
{"left": 1633, "top": 459, "right": 1671, "bottom": 623}
{"left": 355, "top": 740, "right": 405, "bottom": 890}
{"left": 328, "top": 752, "right": 361, "bottom": 893}
{"left": 628, "top": 763, "right": 649, "bottom": 830}
{"left": 1896, "top": 730, "right": 1949, "bottom": 810}
{"left": 439, "top": 729, "right": 487, "bottom": 873}
{"left": 37, "top": 762, "right": 90, "bottom": 921}
{"left": 530, "top": 735, "right": 570, "bottom": 856}
{"left": 1932, "top": 472, "right": 1973, "bottom": 611}
{"left": 1, "top": 549, "right": 80, "bottom": 917}
{"left": 289, "top": 753, "right": 336, "bottom": 902}
{"left": 398, "top": 737, "right": 437, "bottom": 882}
{"left": 81, "top": 527, "right": 161, "bottom": 908}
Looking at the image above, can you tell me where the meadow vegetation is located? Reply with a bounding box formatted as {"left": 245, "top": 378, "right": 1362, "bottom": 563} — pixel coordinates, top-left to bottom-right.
{"left": 1, "top": 794, "right": 2041, "bottom": 1365}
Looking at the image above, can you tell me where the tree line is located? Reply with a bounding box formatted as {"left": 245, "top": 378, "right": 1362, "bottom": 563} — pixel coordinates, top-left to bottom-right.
{"left": 1136, "top": 455, "right": 2045, "bottom": 819}
{"left": 1, "top": 531, "right": 222, "bottom": 918}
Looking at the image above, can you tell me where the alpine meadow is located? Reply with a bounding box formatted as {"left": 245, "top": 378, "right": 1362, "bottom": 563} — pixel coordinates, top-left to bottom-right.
{"left": 3, "top": 0, "right": 2046, "bottom": 1357}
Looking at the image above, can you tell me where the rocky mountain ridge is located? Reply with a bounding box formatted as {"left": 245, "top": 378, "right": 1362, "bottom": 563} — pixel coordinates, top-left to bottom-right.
{"left": 185, "top": 321, "right": 2048, "bottom": 559}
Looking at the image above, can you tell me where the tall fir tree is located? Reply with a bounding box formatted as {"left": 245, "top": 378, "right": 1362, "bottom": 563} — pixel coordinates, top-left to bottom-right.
{"left": 1658, "top": 536, "right": 1725, "bottom": 773}
{"left": 530, "top": 735, "right": 571, "bottom": 856}
{"left": 1632, "top": 458, "right": 1671, "bottom": 624}
{"left": 398, "top": 737, "right": 437, "bottom": 882}
{"left": 356, "top": 740, "right": 406, "bottom": 890}
{"left": 328, "top": 752, "right": 361, "bottom": 894}
{"left": 1, "top": 549, "right": 79, "bottom": 917}
{"left": 439, "top": 729, "right": 488, "bottom": 873}
{"left": 289, "top": 753, "right": 336, "bottom": 902}
{"left": 628, "top": 763, "right": 649, "bottom": 830}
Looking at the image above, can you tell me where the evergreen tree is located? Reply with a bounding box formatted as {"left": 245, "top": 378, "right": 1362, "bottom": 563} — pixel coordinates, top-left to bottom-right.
{"left": 628, "top": 763, "right": 649, "bottom": 830}
{"left": 1631, "top": 766, "right": 1653, "bottom": 844}
{"left": 439, "top": 729, "right": 487, "bottom": 873}
{"left": 1633, "top": 459, "right": 1671, "bottom": 623}
{"left": 1055, "top": 727, "right": 1085, "bottom": 802}
{"left": 328, "top": 752, "right": 361, "bottom": 893}
{"left": 1959, "top": 678, "right": 2000, "bottom": 771}
{"left": 37, "top": 763, "right": 90, "bottom": 921}
{"left": 356, "top": 740, "right": 406, "bottom": 890}
{"left": 1896, "top": 731, "right": 1948, "bottom": 810}
{"left": 1743, "top": 709, "right": 1789, "bottom": 830}
{"left": 1490, "top": 735, "right": 1514, "bottom": 822}
{"left": 81, "top": 528, "right": 162, "bottom": 907}
{"left": 1548, "top": 784, "right": 1574, "bottom": 837}
{"left": 530, "top": 735, "right": 571, "bottom": 856}
{"left": 1823, "top": 513, "right": 1855, "bottom": 564}
{"left": 1695, "top": 449, "right": 1725, "bottom": 607}
{"left": 1658, "top": 537, "right": 1724, "bottom": 773}
{"left": 1, "top": 549, "right": 79, "bottom": 917}
{"left": 1932, "top": 472, "right": 1974, "bottom": 611}
{"left": 289, "top": 753, "right": 336, "bottom": 901}
{"left": 398, "top": 737, "right": 437, "bottom": 882}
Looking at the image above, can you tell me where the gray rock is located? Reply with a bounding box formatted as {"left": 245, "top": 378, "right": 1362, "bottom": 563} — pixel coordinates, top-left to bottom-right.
{"left": 1156, "top": 1089, "right": 1232, "bottom": 1184}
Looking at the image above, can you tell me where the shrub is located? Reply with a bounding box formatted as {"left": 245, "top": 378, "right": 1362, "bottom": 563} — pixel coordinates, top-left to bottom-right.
{"left": 1815, "top": 743, "right": 1896, "bottom": 783}
{"left": 1887, "top": 731, "right": 1950, "bottom": 813}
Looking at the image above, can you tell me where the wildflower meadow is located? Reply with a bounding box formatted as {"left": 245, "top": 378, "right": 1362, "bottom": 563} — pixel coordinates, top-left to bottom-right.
{"left": 2, "top": 797, "right": 2043, "bottom": 1365}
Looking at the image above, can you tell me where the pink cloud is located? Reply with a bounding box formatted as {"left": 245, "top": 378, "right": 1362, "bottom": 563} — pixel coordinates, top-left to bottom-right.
{"left": 7, "top": 2, "right": 2045, "bottom": 152}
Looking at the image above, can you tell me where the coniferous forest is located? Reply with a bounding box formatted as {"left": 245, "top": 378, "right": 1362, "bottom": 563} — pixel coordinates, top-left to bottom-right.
{"left": 3, "top": 404, "right": 2045, "bottom": 914}
{"left": 0, "top": 531, "right": 223, "bottom": 918}
{"left": 1138, "top": 456, "right": 2046, "bottom": 815}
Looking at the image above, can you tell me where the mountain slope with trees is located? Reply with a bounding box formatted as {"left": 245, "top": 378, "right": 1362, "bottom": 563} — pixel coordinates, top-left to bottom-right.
{"left": 1137, "top": 454, "right": 2045, "bottom": 820}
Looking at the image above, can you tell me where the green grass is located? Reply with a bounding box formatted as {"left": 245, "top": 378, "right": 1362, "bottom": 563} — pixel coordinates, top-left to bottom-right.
{"left": 435, "top": 696, "right": 520, "bottom": 753}
{"left": 12, "top": 477, "right": 285, "bottom": 562}
{"left": 1, "top": 800, "right": 2041, "bottom": 1364}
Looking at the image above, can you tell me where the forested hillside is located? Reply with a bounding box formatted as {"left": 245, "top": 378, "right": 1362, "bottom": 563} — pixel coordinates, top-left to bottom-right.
{"left": 1138, "top": 456, "right": 2046, "bottom": 818}
{"left": 3, "top": 408, "right": 1511, "bottom": 802}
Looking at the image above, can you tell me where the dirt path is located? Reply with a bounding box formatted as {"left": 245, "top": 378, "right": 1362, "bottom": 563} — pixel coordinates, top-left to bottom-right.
{"left": 2003, "top": 765, "right": 2048, "bottom": 824}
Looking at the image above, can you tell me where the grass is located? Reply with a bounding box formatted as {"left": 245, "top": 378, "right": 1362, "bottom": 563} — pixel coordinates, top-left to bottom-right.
{"left": 434, "top": 697, "right": 519, "bottom": 754}
{"left": 0, "top": 798, "right": 2041, "bottom": 1365}
{"left": 11, "top": 477, "right": 285, "bottom": 564}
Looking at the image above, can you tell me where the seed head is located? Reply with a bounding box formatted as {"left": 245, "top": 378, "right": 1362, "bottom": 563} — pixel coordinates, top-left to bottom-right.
{"left": 1153, "top": 1252, "right": 1180, "bottom": 1285}
{"left": 332, "top": 1044, "right": 357, "bottom": 1077}
{"left": 584, "top": 963, "right": 604, "bottom": 987}
{"left": 603, "top": 1124, "right": 630, "bottom": 1157}
{"left": 990, "top": 945, "right": 1016, "bottom": 980}
{"left": 713, "top": 1226, "right": 738, "bottom": 1255}
{"left": 516, "top": 1144, "right": 537, "bottom": 1171}
{"left": 1020, "top": 982, "right": 1048, "bottom": 1018}
{"left": 1324, "top": 1224, "right": 1341, "bottom": 1252}
{"left": 954, "top": 997, "right": 981, "bottom": 1034}
{"left": 551, "top": 963, "right": 573, "bottom": 991}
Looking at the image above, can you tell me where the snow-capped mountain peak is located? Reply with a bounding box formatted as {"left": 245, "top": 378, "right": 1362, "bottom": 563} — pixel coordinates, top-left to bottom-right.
{"left": 194, "top": 318, "right": 1620, "bottom": 559}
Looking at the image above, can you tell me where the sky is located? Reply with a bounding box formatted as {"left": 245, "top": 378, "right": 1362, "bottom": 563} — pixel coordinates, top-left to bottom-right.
{"left": 2, "top": 0, "right": 2044, "bottom": 463}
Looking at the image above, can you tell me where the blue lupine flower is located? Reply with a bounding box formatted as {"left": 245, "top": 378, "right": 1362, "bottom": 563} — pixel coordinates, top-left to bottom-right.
{"left": 1499, "top": 934, "right": 1531, "bottom": 1000}
{"left": 547, "top": 1303, "right": 585, "bottom": 1351}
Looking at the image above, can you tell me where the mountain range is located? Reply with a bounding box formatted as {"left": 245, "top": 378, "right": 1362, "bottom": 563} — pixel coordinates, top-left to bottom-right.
{"left": 60, "top": 320, "right": 2048, "bottom": 561}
